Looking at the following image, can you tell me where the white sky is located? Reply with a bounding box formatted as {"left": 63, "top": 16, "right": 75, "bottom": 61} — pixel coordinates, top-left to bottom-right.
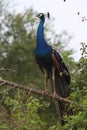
{"left": 9, "top": 0, "right": 87, "bottom": 61}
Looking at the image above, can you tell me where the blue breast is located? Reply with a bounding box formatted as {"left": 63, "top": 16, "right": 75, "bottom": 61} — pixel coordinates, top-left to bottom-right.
{"left": 34, "top": 17, "right": 52, "bottom": 58}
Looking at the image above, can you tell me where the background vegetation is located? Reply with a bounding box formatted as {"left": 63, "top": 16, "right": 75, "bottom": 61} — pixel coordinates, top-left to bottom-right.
{"left": 0, "top": 0, "right": 87, "bottom": 129}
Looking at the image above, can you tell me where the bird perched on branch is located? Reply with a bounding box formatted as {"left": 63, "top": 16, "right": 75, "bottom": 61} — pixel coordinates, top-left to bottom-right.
{"left": 34, "top": 12, "right": 71, "bottom": 123}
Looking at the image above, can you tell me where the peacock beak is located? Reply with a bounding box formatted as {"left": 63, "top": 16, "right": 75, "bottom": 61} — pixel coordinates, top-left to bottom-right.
{"left": 36, "top": 14, "right": 40, "bottom": 18}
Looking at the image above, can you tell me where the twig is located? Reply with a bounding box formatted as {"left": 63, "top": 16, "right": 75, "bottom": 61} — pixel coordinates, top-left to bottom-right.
{"left": 0, "top": 79, "right": 72, "bottom": 104}
{"left": 0, "top": 81, "right": 7, "bottom": 87}
{"left": 0, "top": 69, "right": 16, "bottom": 72}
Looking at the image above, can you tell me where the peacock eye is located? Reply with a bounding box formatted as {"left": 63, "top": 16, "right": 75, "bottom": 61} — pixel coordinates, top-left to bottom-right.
{"left": 39, "top": 13, "right": 43, "bottom": 18}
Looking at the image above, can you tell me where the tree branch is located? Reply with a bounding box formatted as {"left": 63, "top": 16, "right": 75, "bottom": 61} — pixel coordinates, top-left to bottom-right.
{"left": 0, "top": 68, "right": 16, "bottom": 72}
{"left": 0, "top": 79, "right": 72, "bottom": 104}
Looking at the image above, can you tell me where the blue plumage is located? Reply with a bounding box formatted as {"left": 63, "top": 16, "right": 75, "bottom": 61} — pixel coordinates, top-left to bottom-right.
{"left": 34, "top": 13, "right": 53, "bottom": 76}
{"left": 34, "top": 13, "right": 70, "bottom": 84}
{"left": 34, "top": 13, "right": 71, "bottom": 123}
{"left": 35, "top": 13, "right": 52, "bottom": 58}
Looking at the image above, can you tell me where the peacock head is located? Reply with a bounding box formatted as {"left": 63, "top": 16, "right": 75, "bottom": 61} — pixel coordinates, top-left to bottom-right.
{"left": 36, "top": 12, "right": 50, "bottom": 20}
{"left": 36, "top": 13, "right": 45, "bottom": 20}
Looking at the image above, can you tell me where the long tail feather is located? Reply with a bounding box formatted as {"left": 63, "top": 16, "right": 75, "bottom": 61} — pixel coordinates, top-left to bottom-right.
{"left": 55, "top": 69, "right": 70, "bottom": 98}
{"left": 51, "top": 51, "right": 71, "bottom": 123}
{"left": 55, "top": 69, "right": 70, "bottom": 124}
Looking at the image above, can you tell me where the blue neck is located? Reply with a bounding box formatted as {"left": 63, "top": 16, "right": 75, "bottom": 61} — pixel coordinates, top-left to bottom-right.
{"left": 37, "top": 18, "right": 47, "bottom": 46}
{"left": 35, "top": 17, "right": 52, "bottom": 57}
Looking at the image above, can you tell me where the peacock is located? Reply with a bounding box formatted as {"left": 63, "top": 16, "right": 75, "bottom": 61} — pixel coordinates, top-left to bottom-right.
{"left": 34, "top": 12, "right": 71, "bottom": 123}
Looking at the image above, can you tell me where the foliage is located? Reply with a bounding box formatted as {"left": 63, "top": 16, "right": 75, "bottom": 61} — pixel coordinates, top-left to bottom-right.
{"left": 62, "top": 43, "right": 87, "bottom": 130}
{"left": 0, "top": 89, "right": 59, "bottom": 130}
{"left": 0, "top": 8, "right": 45, "bottom": 90}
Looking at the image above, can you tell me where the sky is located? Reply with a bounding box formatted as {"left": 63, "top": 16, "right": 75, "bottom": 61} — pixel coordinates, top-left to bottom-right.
{"left": 9, "top": 0, "right": 87, "bottom": 61}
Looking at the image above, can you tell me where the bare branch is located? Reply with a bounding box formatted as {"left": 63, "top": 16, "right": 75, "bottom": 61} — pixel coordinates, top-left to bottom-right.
{"left": 0, "top": 79, "right": 72, "bottom": 104}
{"left": 0, "top": 68, "right": 16, "bottom": 72}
